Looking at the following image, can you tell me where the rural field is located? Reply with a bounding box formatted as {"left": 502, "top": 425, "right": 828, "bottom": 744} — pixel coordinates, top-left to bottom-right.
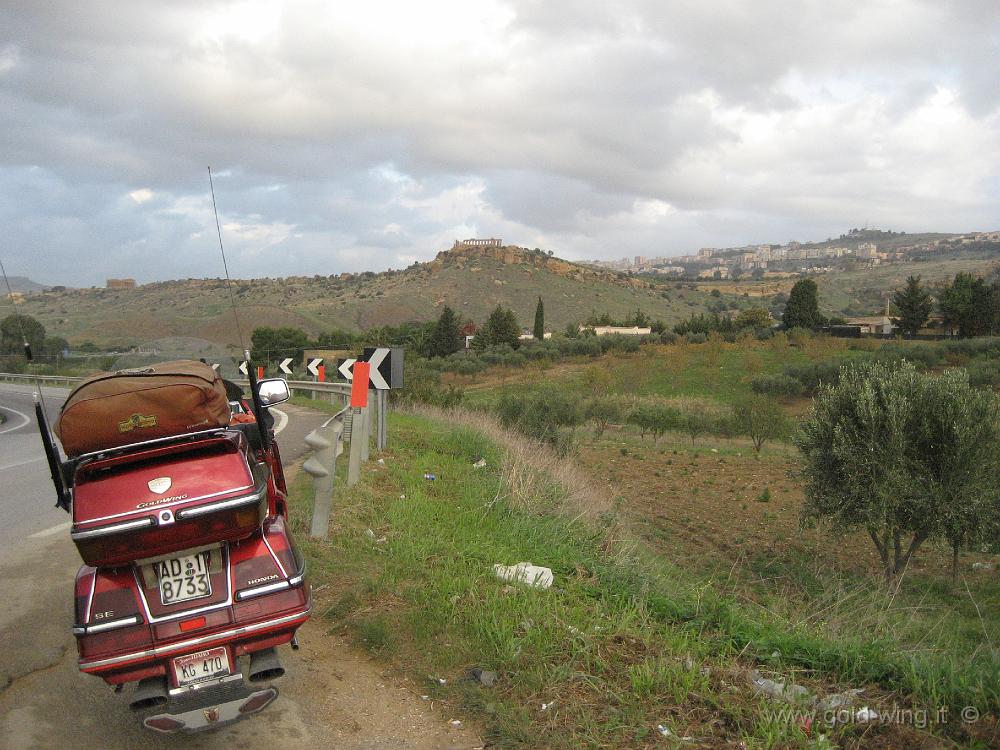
{"left": 289, "top": 334, "right": 1000, "bottom": 749}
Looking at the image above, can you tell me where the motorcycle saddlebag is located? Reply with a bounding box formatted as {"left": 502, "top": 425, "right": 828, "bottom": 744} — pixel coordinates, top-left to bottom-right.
{"left": 56, "top": 360, "right": 231, "bottom": 457}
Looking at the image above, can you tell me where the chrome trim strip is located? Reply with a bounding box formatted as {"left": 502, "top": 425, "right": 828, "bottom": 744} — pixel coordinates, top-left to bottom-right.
{"left": 175, "top": 488, "right": 264, "bottom": 519}
{"left": 261, "top": 533, "right": 288, "bottom": 578}
{"left": 235, "top": 580, "right": 290, "bottom": 601}
{"left": 71, "top": 517, "right": 155, "bottom": 541}
{"left": 132, "top": 546, "right": 234, "bottom": 625}
{"left": 79, "top": 608, "right": 312, "bottom": 670}
{"left": 75, "top": 483, "right": 255, "bottom": 526}
{"left": 77, "top": 614, "right": 142, "bottom": 635}
{"left": 84, "top": 570, "right": 97, "bottom": 623}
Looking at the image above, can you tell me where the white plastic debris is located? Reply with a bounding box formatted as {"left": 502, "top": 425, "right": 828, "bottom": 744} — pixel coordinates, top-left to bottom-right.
{"left": 449, "top": 719, "right": 463, "bottom": 728}
{"left": 541, "top": 701, "right": 554, "bottom": 711}
{"left": 656, "top": 725, "right": 695, "bottom": 741}
{"left": 817, "top": 688, "right": 864, "bottom": 711}
{"left": 972, "top": 562, "right": 995, "bottom": 570}
{"left": 473, "top": 458, "right": 487, "bottom": 468}
{"left": 377, "top": 458, "right": 385, "bottom": 465}
{"left": 364, "top": 528, "right": 376, "bottom": 541}
{"left": 750, "top": 671, "right": 812, "bottom": 704}
{"left": 432, "top": 677, "right": 447, "bottom": 685}
{"left": 855, "top": 706, "right": 878, "bottom": 722}
{"left": 493, "top": 562, "right": 554, "bottom": 589}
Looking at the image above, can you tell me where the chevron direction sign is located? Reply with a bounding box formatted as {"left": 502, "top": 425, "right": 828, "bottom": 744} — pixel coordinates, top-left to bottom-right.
{"left": 361, "top": 347, "right": 404, "bottom": 390}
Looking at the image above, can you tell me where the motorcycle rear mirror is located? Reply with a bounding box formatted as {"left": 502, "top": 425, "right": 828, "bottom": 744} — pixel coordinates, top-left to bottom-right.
{"left": 257, "top": 378, "right": 290, "bottom": 406}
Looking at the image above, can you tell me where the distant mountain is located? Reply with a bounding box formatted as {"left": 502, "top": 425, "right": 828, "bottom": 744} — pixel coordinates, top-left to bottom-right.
{"left": 3, "top": 276, "right": 50, "bottom": 293}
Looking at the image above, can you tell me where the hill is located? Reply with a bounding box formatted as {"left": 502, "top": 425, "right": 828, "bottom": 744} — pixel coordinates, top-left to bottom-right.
{"left": 2, "top": 276, "right": 50, "bottom": 293}
{"left": 10, "top": 245, "right": 722, "bottom": 347}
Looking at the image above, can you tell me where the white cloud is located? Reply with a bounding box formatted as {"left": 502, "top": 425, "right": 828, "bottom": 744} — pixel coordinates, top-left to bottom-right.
{"left": 0, "top": 0, "right": 998, "bottom": 286}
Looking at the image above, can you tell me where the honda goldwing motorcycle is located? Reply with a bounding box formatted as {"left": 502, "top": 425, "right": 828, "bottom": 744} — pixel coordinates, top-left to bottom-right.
{"left": 35, "top": 359, "right": 311, "bottom": 732}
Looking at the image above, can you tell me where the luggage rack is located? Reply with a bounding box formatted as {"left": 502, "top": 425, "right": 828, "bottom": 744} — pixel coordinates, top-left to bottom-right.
{"left": 72, "top": 428, "right": 234, "bottom": 464}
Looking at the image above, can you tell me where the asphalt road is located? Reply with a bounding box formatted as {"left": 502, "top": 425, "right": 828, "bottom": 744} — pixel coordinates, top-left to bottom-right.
{"left": 0, "top": 384, "right": 73, "bottom": 548}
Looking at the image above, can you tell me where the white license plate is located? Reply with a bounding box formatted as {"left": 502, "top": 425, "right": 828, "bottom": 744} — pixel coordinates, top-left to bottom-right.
{"left": 156, "top": 551, "right": 212, "bottom": 605}
{"left": 172, "top": 647, "right": 230, "bottom": 687}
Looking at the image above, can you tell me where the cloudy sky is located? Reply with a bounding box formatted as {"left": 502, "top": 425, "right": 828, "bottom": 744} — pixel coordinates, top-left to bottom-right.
{"left": 1, "top": 0, "right": 999, "bottom": 286}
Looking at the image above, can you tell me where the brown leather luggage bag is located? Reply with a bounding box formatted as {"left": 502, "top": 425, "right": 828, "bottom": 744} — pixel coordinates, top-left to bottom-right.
{"left": 56, "top": 360, "right": 231, "bottom": 457}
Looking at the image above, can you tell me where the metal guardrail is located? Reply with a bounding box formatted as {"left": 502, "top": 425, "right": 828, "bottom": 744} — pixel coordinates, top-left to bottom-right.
{"left": 0, "top": 372, "right": 353, "bottom": 401}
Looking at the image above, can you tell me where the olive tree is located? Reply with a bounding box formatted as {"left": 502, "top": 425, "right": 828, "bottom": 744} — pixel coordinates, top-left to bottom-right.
{"left": 796, "top": 360, "right": 1000, "bottom": 580}
{"left": 734, "top": 395, "right": 791, "bottom": 453}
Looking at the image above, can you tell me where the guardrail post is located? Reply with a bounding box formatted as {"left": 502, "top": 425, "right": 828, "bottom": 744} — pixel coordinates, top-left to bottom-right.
{"left": 377, "top": 389, "right": 388, "bottom": 450}
{"left": 346, "top": 407, "right": 365, "bottom": 487}
{"left": 360, "top": 398, "right": 371, "bottom": 462}
{"left": 302, "top": 421, "right": 344, "bottom": 539}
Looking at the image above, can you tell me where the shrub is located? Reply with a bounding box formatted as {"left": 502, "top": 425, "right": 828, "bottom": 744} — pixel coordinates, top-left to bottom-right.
{"left": 750, "top": 373, "right": 805, "bottom": 399}
{"left": 685, "top": 332, "right": 707, "bottom": 345}
{"left": 965, "top": 359, "right": 1000, "bottom": 389}
{"left": 496, "top": 386, "right": 583, "bottom": 455}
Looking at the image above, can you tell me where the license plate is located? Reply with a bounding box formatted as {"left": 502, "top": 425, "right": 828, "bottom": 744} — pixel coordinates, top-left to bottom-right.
{"left": 172, "top": 647, "right": 230, "bottom": 687}
{"left": 156, "top": 551, "right": 212, "bottom": 605}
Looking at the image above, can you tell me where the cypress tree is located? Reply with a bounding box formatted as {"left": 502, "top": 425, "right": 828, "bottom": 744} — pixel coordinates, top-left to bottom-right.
{"left": 533, "top": 296, "right": 545, "bottom": 340}
{"left": 890, "top": 275, "right": 932, "bottom": 336}
{"left": 429, "top": 306, "right": 461, "bottom": 357}
{"left": 782, "top": 279, "right": 822, "bottom": 329}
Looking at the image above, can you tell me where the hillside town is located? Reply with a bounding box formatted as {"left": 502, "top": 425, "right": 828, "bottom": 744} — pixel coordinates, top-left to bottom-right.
{"left": 589, "top": 229, "right": 1000, "bottom": 279}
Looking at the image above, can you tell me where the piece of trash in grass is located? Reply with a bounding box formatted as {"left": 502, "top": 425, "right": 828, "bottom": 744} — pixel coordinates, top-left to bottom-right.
{"left": 972, "top": 562, "right": 994, "bottom": 570}
{"left": 364, "top": 528, "right": 376, "bottom": 541}
{"left": 656, "top": 725, "right": 694, "bottom": 741}
{"left": 449, "top": 719, "right": 463, "bottom": 728}
{"left": 541, "top": 701, "right": 554, "bottom": 711}
{"left": 473, "top": 457, "right": 487, "bottom": 468}
{"left": 420, "top": 695, "right": 429, "bottom": 700}
{"left": 400, "top": 494, "right": 406, "bottom": 499}
{"left": 423, "top": 473, "right": 436, "bottom": 481}
{"left": 377, "top": 458, "right": 385, "bottom": 465}
{"left": 750, "top": 671, "right": 811, "bottom": 704}
{"left": 855, "top": 707, "right": 878, "bottom": 722}
{"left": 493, "top": 562, "right": 554, "bottom": 589}
{"left": 431, "top": 677, "right": 447, "bottom": 685}
{"left": 469, "top": 667, "right": 497, "bottom": 687}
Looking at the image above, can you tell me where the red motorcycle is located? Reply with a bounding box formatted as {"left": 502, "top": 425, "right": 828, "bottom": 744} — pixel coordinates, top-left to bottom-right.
{"left": 35, "top": 359, "right": 311, "bottom": 732}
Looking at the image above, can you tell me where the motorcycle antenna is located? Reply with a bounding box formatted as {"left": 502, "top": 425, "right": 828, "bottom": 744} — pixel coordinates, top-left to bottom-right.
{"left": 208, "top": 166, "right": 247, "bottom": 354}
{"left": 207, "top": 168, "right": 271, "bottom": 451}
{"left": 0, "top": 255, "right": 71, "bottom": 511}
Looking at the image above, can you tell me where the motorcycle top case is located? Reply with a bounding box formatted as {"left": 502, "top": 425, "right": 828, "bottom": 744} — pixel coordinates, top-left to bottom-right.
{"left": 55, "top": 360, "right": 231, "bottom": 457}
{"left": 71, "top": 432, "right": 269, "bottom": 567}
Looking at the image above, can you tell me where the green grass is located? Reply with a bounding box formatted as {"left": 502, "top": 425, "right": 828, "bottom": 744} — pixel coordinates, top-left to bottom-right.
{"left": 289, "top": 411, "right": 998, "bottom": 748}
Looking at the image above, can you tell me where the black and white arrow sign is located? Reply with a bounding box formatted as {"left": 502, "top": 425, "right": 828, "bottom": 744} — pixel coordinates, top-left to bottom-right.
{"left": 279, "top": 358, "right": 294, "bottom": 375}
{"left": 238, "top": 361, "right": 249, "bottom": 376}
{"left": 306, "top": 358, "right": 324, "bottom": 377}
{"left": 364, "top": 347, "right": 391, "bottom": 390}
{"left": 337, "top": 358, "right": 356, "bottom": 380}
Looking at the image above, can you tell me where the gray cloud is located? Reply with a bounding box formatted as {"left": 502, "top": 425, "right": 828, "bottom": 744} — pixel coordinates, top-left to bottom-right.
{"left": 1, "top": 0, "right": 998, "bottom": 287}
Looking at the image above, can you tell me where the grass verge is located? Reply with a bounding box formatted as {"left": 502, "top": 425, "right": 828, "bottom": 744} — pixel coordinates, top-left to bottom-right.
{"left": 288, "top": 409, "right": 997, "bottom": 749}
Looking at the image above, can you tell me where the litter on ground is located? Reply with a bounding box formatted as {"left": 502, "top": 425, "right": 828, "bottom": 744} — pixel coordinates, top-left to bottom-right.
{"left": 493, "top": 562, "right": 554, "bottom": 589}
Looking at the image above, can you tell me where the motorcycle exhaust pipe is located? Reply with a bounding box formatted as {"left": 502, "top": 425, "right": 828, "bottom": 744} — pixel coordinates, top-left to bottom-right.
{"left": 248, "top": 647, "right": 285, "bottom": 682}
{"left": 130, "top": 676, "right": 169, "bottom": 710}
